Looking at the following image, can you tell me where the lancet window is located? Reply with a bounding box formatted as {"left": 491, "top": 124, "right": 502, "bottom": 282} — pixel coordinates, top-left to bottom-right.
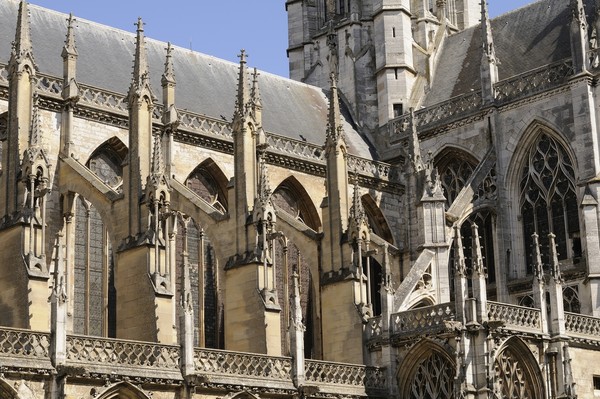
{"left": 175, "top": 217, "right": 221, "bottom": 348}
{"left": 563, "top": 285, "right": 581, "bottom": 313}
{"left": 71, "top": 145, "right": 123, "bottom": 337}
{"left": 272, "top": 177, "right": 321, "bottom": 231}
{"left": 520, "top": 133, "right": 580, "bottom": 274}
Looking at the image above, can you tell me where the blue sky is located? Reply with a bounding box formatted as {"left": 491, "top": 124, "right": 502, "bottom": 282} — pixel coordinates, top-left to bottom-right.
{"left": 28, "top": 0, "right": 534, "bottom": 78}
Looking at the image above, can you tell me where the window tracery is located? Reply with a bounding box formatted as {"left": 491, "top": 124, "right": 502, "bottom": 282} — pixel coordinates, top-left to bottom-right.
{"left": 563, "top": 285, "right": 581, "bottom": 313}
{"left": 408, "top": 351, "right": 454, "bottom": 399}
{"left": 520, "top": 133, "right": 580, "bottom": 274}
{"left": 272, "top": 178, "right": 320, "bottom": 231}
{"left": 186, "top": 163, "right": 228, "bottom": 213}
{"left": 440, "top": 156, "right": 475, "bottom": 206}
{"left": 494, "top": 346, "right": 535, "bottom": 399}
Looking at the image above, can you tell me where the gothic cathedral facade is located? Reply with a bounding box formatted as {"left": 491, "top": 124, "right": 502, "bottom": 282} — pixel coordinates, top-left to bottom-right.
{"left": 0, "top": 0, "right": 600, "bottom": 398}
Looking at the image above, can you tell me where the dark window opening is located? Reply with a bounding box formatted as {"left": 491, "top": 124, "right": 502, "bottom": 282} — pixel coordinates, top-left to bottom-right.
{"left": 393, "top": 103, "right": 403, "bottom": 118}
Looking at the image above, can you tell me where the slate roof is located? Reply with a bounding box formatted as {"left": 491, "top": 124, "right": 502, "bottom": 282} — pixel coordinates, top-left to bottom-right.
{"left": 0, "top": 0, "right": 374, "bottom": 159}
{"left": 424, "top": 0, "right": 575, "bottom": 106}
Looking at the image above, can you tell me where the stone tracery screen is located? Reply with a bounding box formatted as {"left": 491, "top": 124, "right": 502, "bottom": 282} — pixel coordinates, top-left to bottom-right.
{"left": 406, "top": 351, "right": 454, "bottom": 399}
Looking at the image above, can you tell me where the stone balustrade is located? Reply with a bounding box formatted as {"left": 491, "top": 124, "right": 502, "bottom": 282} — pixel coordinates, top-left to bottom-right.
{"left": 305, "top": 359, "right": 387, "bottom": 395}
{"left": 66, "top": 334, "right": 180, "bottom": 371}
{"left": 487, "top": 301, "right": 542, "bottom": 332}
{"left": 0, "top": 326, "right": 385, "bottom": 394}
{"left": 391, "top": 303, "right": 455, "bottom": 336}
{"left": 565, "top": 312, "right": 600, "bottom": 339}
{"left": 193, "top": 347, "right": 292, "bottom": 382}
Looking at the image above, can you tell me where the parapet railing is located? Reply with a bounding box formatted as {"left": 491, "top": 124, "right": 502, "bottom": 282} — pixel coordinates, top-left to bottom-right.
{"left": 388, "top": 58, "right": 578, "bottom": 139}
{"left": 486, "top": 301, "right": 542, "bottom": 332}
{"left": 0, "top": 64, "right": 396, "bottom": 187}
{"left": 0, "top": 326, "right": 386, "bottom": 393}
{"left": 66, "top": 334, "right": 180, "bottom": 372}
{"left": 305, "top": 359, "right": 387, "bottom": 391}
{"left": 565, "top": 312, "right": 600, "bottom": 339}
{"left": 193, "top": 347, "right": 292, "bottom": 382}
{"left": 391, "top": 302, "right": 455, "bottom": 336}
{"left": 0, "top": 326, "right": 51, "bottom": 364}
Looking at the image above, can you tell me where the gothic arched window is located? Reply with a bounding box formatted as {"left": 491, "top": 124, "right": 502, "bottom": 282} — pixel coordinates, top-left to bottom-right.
{"left": 175, "top": 218, "right": 221, "bottom": 349}
{"left": 436, "top": 149, "right": 477, "bottom": 206}
{"left": 563, "top": 285, "right": 581, "bottom": 313}
{"left": 272, "top": 177, "right": 321, "bottom": 231}
{"left": 186, "top": 160, "right": 228, "bottom": 213}
{"left": 520, "top": 133, "right": 580, "bottom": 274}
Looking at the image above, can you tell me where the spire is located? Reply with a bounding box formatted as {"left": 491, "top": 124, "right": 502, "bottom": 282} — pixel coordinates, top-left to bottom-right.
{"left": 235, "top": 49, "right": 250, "bottom": 118}
{"left": 9, "top": 0, "right": 36, "bottom": 73}
{"left": 548, "top": 233, "right": 563, "bottom": 283}
{"left": 128, "top": 17, "right": 154, "bottom": 102}
{"left": 133, "top": 17, "right": 148, "bottom": 83}
{"left": 161, "top": 42, "right": 175, "bottom": 86}
{"left": 62, "top": 13, "right": 78, "bottom": 59}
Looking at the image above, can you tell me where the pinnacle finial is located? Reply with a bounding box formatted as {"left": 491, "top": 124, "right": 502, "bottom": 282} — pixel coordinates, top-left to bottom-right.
{"left": 10, "top": 0, "right": 36, "bottom": 71}
{"left": 62, "top": 13, "right": 78, "bottom": 58}
{"left": 349, "top": 174, "right": 365, "bottom": 222}
{"left": 471, "top": 223, "right": 485, "bottom": 276}
{"left": 408, "top": 108, "right": 424, "bottom": 172}
{"left": 531, "top": 232, "right": 544, "bottom": 280}
{"left": 548, "top": 233, "right": 562, "bottom": 282}
{"left": 132, "top": 17, "right": 149, "bottom": 85}
{"left": 453, "top": 226, "right": 467, "bottom": 277}
{"left": 234, "top": 49, "right": 250, "bottom": 117}
{"left": 162, "top": 42, "right": 175, "bottom": 85}
{"left": 480, "top": 1, "right": 497, "bottom": 62}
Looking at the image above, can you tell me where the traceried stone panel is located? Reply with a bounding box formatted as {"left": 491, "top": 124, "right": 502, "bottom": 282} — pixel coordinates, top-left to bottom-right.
{"left": 494, "top": 346, "right": 536, "bottom": 399}
{"left": 520, "top": 133, "right": 580, "bottom": 273}
{"left": 403, "top": 351, "right": 454, "bottom": 399}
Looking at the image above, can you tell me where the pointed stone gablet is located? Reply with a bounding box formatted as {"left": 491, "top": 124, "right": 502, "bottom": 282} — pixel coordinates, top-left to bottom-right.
{"left": 548, "top": 233, "right": 563, "bottom": 283}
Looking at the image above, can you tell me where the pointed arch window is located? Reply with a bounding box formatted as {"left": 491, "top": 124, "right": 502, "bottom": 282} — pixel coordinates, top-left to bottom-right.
{"left": 520, "top": 133, "right": 580, "bottom": 274}
{"left": 272, "top": 177, "right": 321, "bottom": 231}
{"left": 563, "top": 285, "right": 581, "bottom": 313}
{"left": 186, "top": 160, "right": 228, "bottom": 213}
{"left": 436, "top": 150, "right": 477, "bottom": 206}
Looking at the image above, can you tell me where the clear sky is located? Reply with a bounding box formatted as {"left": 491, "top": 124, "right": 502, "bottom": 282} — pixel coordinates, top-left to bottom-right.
{"left": 27, "top": 0, "right": 535, "bottom": 78}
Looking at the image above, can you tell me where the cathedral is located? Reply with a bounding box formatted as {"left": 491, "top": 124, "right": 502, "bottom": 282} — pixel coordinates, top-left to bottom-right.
{"left": 1, "top": 0, "right": 600, "bottom": 397}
